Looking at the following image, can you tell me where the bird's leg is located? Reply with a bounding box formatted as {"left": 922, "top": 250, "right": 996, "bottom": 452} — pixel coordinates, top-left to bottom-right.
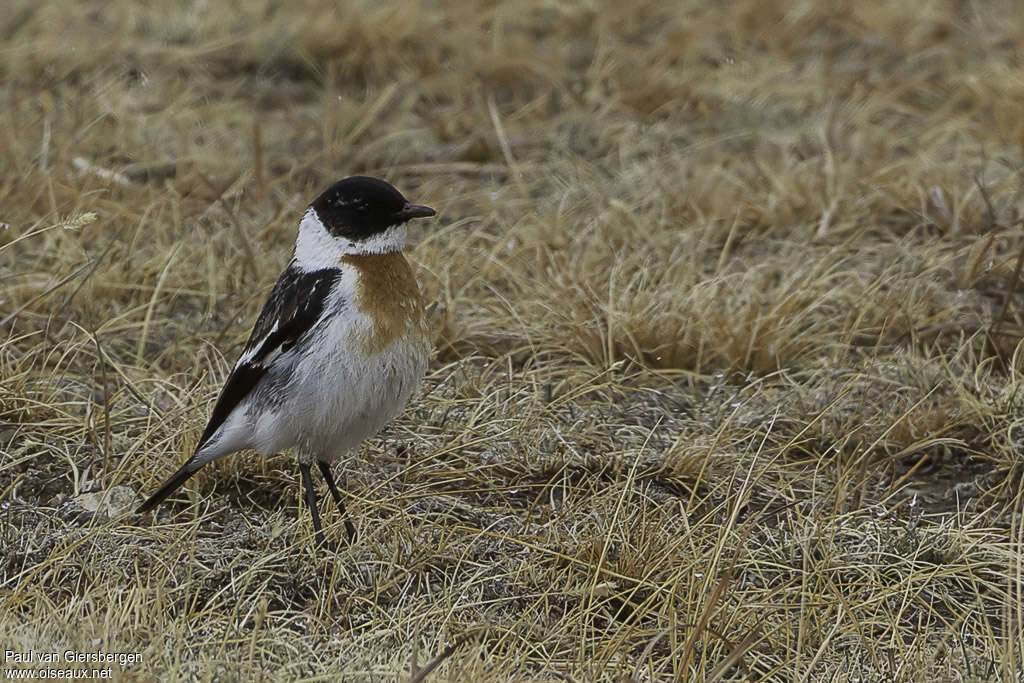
{"left": 299, "top": 462, "right": 326, "bottom": 547}
{"left": 317, "top": 460, "right": 357, "bottom": 542}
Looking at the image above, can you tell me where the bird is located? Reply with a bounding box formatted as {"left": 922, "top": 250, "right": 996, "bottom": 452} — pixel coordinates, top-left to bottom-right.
{"left": 137, "top": 176, "right": 436, "bottom": 546}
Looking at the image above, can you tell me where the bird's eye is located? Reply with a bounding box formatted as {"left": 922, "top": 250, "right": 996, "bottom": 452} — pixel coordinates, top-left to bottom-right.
{"left": 331, "top": 196, "right": 368, "bottom": 211}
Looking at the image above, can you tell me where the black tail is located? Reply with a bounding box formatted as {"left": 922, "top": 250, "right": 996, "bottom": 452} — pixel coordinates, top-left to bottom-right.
{"left": 136, "top": 461, "right": 202, "bottom": 513}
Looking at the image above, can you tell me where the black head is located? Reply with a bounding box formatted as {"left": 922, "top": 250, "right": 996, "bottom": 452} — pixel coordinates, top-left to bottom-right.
{"left": 309, "top": 176, "right": 435, "bottom": 240}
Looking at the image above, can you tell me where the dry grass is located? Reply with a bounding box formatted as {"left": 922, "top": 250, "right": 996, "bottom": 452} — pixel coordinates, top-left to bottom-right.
{"left": 3, "top": 0, "right": 1024, "bottom": 680}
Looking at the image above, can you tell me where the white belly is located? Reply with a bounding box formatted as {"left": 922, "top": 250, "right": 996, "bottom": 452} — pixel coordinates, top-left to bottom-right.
{"left": 194, "top": 306, "right": 429, "bottom": 465}
{"left": 249, "top": 319, "right": 429, "bottom": 460}
{"left": 193, "top": 258, "right": 430, "bottom": 466}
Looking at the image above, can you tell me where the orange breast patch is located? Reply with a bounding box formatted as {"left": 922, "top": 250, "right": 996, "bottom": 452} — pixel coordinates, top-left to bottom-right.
{"left": 342, "top": 252, "right": 425, "bottom": 352}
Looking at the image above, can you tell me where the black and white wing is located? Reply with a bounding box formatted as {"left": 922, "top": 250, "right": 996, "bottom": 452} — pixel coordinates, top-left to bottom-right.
{"left": 196, "top": 264, "right": 341, "bottom": 451}
{"left": 137, "top": 262, "right": 341, "bottom": 513}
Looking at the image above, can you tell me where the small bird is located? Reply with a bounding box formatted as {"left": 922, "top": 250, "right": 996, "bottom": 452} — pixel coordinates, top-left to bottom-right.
{"left": 137, "top": 176, "right": 436, "bottom": 546}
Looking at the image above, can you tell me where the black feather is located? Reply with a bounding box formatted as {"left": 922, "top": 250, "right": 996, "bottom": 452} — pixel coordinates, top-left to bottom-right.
{"left": 194, "top": 263, "right": 341, "bottom": 451}
{"left": 137, "top": 262, "right": 341, "bottom": 513}
{"left": 136, "top": 461, "right": 199, "bottom": 513}
{"left": 311, "top": 176, "right": 410, "bottom": 240}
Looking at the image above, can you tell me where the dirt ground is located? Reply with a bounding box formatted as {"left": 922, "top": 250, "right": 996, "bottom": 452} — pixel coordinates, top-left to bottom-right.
{"left": 2, "top": 0, "right": 1024, "bottom": 680}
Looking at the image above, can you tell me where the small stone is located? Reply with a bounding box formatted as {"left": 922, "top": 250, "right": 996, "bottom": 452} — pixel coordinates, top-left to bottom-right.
{"left": 71, "top": 485, "right": 137, "bottom": 519}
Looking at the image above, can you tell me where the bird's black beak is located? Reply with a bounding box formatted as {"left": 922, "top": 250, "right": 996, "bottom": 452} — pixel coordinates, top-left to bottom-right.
{"left": 399, "top": 203, "right": 436, "bottom": 221}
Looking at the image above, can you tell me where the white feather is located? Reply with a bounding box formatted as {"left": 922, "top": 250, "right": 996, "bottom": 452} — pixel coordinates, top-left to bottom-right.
{"left": 194, "top": 263, "right": 430, "bottom": 466}
{"left": 293, "top": 208, "right": 408, "bottom": 270}
{"left": 235, "top": 320, "right": 277, "bottom": 369}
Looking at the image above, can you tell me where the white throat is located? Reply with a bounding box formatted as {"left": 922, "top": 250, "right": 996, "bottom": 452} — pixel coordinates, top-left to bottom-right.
{"left": 293, "top": 208, "right": 407, "bottom": 270}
